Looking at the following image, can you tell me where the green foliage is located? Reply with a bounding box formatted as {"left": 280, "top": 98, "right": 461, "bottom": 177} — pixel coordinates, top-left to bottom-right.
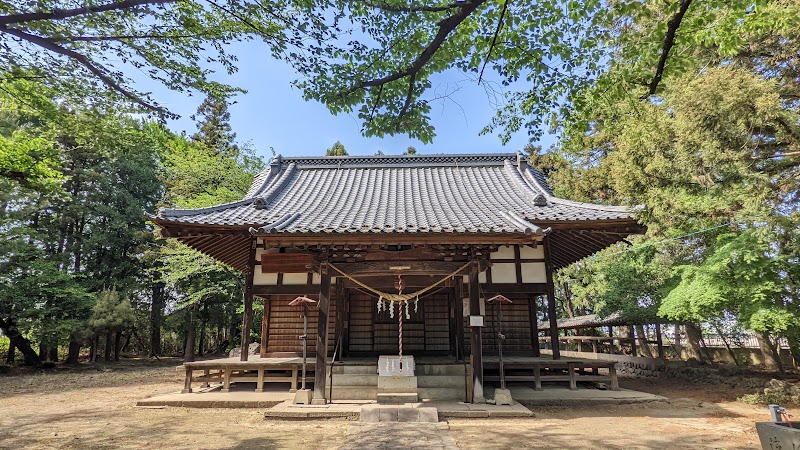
{"left": 326, "top": 141, "right": 348, "bottom": 156}
{"left": 0, "top": 0, "right": 304, "bottom": 117}
{"left": 89, "top": 290, "right": 135, "bottom": 334}
{"left": 739, "top": 391, "right": 791, "bottom": 407}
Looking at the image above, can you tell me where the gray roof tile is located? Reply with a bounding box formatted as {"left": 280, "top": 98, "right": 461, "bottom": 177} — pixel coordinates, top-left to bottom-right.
{"left": 156, "top": 153, "right": 636, "bottom": 234}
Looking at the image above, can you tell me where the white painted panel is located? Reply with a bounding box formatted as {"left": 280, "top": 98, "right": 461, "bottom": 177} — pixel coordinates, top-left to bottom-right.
{"left": 521, "top": 262, "right": 547, "bottom": 283}
{"left": 491, "top": 263, "right": 517, "bottom": 283}
{"left": 254, "top": 271, "right": 278, "bottom": 286}
{"left": 520, "top": 244, "right": 544, "bottom": 259}
{"left": 282, "top": 273, "right": 309, "bottom": 285}
{"left": 462, "top": 298, "right": 486, "bottom": 316}
{"left": 478, "top": 271, "right": 487, "bottom": 283}
{"left": 493, "top": 245, "right": 515, "bottom": 260}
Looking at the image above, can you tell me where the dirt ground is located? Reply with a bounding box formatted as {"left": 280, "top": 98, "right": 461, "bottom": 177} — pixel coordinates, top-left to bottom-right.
{"left": 0, "top": 358, "right": 770, "bottom": 449}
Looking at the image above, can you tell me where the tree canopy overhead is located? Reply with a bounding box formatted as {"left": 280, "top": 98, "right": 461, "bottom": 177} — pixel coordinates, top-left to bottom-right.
{"left": 286, "top": 0, "right": 798, "bottom": 143}
{"left": 0, "top": 0, "right": 334, "bottom": 117}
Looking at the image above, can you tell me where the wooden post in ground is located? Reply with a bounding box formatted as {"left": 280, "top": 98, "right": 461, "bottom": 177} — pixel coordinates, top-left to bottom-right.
{"left": 240, "top": 238, "right": 257, "bottom": 361}
{"left": 543, "top": 236, "right": 560, "bottom": 360}
{"left": 468, "top": 256, "right": 485, "bottom": 403}
{"left": 528, "top": 295, "right": 540, "bottom": 357}
{"left": 312, "top": 258, "right": 331, "bottom": 404}
{"left": 655, "top": 322, "right": 665, "bottom": 359}
{"left": 260, "top": 297, "right": 270, "bottom": 358}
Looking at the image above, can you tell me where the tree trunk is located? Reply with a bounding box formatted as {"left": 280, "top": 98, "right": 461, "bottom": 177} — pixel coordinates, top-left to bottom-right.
{"left": 684, "top": 322, "right": 708, "bottom": 363}
{"left": 635, "top": 325, "right": 654, "bottom": 358}
{"left": 114, "top": 331, "right": 122, "bottom": 361}
{"left": 6, "top": 341, "right": 15, "bottom": 364}
{"left": 0, "top": 317, "right": 42, "bottom": 366}
{"left": 90, "top": 334, "right": 99, "bottom": 364}
{"left": 39, "top": 343, "right": 49, "bottom": 361}
{"left": 104, "top": 332, "right": 113, "bottom": 362}
{"left": 150, "top": 281, "right": 164, "bottom": 357}
{"left": 66, "top": 335, "right": 81, "bottom": 365}
{"left": 198, "top": 304, "right": 207, "bottom": 357}
{"left": 48, "top": 346, "right": 58, "bottom": 363}
{"left": 673, "top": 324, "right": 682, "bottom": 360}
{"left": 184, "top": 308, "right": 196, "bottom": 362}
{"left": 755, "top": 331, "right": 784, "bottom": 374}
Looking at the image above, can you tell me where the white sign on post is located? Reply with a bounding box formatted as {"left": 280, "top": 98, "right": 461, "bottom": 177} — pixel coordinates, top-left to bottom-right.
{"left": 469, "top": 315, "right": 484, "bottom": 327}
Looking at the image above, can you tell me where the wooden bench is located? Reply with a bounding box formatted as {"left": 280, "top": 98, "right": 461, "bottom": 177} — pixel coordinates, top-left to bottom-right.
{"left": 181, "top": 361, "right": 305, "bottom": 394}
{"left": 484, "top": 360, "right": 619, "bottom": 391}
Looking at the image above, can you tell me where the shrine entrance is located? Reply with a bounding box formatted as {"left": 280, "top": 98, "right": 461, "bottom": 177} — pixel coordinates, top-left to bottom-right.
{"left": 344, "top": 290, "right": 458, "bottom": 357}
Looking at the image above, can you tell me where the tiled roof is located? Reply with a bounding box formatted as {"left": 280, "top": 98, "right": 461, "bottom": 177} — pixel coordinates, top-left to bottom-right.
{"left": 155, "top": 153, "right": 636, "bottom": 235}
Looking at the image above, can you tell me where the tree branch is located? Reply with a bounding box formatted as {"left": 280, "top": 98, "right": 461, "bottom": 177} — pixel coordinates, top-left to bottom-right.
{"left": 642, "top": 0, "right": 693, "bottom": 98}
{"left": 0, "top": 0, "right": 175, "bottom": 26}
{"left": 478, "top": 0, "right": 510, "bottom": 85}
{"left": 50, "top": 33, "right": 205, "bottom": 42}
{"left": 396, "top": 72, "right": 416, "bottom": 130}
{"left": 343, "top": 0, "right": 487, "bottom": 96}
{"left": 360, "top": 0, "right": 461, "bottom": 13}
{"left": 0, "top": 26, "right": 168, "bottom": 114}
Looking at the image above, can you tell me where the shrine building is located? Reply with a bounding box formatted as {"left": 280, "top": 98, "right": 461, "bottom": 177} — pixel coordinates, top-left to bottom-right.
{"left": 151, "top": 153, "right": 642, "bottom": 404}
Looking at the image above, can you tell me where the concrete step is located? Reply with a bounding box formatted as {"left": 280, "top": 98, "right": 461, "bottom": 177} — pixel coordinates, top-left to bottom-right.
{"left": 417, "top": 375, "right": 466, "bottom": 388}
{"left": 330, "top": 365, "right": 378, "bottom": 375}
{"left": 360, "top": 405, "right": 439, "bottom": 423}
{"left": 377, "top": 393, "right": 419, "bottom": 404}
{"left": 330, "top": 386, "right": 377, "bottom": 400}
{"left": 416, "top": 364, "right": 468, "bottom": 376}
{"left": 418, "top": 387, "right": 467, "bottom": 401}
{"left": 327, "top": 374, "right": 378, "bottom": 386}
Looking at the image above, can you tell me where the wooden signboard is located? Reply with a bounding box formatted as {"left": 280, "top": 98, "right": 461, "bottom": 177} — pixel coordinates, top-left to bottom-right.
{"left": 261, "top": 253, "right": 313, "bottom": 273}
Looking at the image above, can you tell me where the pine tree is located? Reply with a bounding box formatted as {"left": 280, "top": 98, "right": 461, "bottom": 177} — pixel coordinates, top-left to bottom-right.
{"left": 326, "top": 141, "right": 347, "bottom": 156}
{"left": 191, "top": 97, "right": 237, "bottom": 155}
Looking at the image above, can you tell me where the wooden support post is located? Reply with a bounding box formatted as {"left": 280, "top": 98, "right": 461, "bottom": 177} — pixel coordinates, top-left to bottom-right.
{"left": 260, "top": 297, "right": 270, "bottom": 358}
{"left": 607, "top": 326, "right": 615, "bottom": 354}
{"left": 240, "top": 239, "right": 257, "bottom": 361}
{"left": 221, "top": 366, "right": 231, "bottom": 393}
{"left": 255, "top": 367, "right": 264, "bottom": 392}
{"left": 543, "top": 236, "right": 560, "bottom": 360}
{"left": 629, "top": 325, "right": 637, "bottom": 357}
{"left": 468, "top": 257, "right": 485, "bottom": 403}
{"left": 655, "top": 322, "right": 665, "bottom": 359}
{"left": 528, "top": 295, "right": 540, "bottom": 357}
{"left": 182, "top": 366, "right": 193, "bottom": 393}
{"left": 312, "top": 258, "right": 331, "bottom": 405}
{"left": 610, "top": 364, "right": 620, "bottom": 391}
{"left": 203, "top": 369, "right": 210, "bottom": 387}
{"left": 533, "top": 364, "right": 542, "bottom": 391}
{"left": 334, "top": 280, "right": 344, "bottom": 362}
{"left": 568, "top": 362, "right": 577, "bottom": 391}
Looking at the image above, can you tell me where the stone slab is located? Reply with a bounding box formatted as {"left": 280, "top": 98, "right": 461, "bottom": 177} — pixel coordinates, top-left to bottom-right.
{"left": 137, "top": 389, "right": 290, "bottom": 409}
{"left": 378, "top": 376, "right": 417, "bottom": 392}
{"left": 340, "top": 423, "right": 458, "bottom": 450}
{"left": 492, "top": 388, "right": 514, "bottom": 406}
{"left": 377, "top": 393, "right": 419, "bottom": 403}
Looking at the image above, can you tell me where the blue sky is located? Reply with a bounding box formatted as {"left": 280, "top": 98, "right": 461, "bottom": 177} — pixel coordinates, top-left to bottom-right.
{"left": 148, "top": 42, "right": 557, "bottom": 161}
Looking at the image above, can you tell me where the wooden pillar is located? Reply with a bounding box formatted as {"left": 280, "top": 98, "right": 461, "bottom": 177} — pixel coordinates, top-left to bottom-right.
{"left": 655, "top": 322, "right": 665, "bottom": 359}
{"left": 468, "top": 257, "right": 485, "bottom": 403}
{"left": 312, "top": 259, "right": 331, "bottom": 404}
{"left": 543, "top": 236, "right": 560, "bottom": 360}
{"left": 240, "top": 238, "right": 257, "bottom": 361}
{"left": 260, "top": 297, "right": 270, "bottom": 358}
{"left": 528, "top": 295, "right": 540, "bottom": 357}
{"left": 629, "top": 325, "right": 637, "bottom": 357}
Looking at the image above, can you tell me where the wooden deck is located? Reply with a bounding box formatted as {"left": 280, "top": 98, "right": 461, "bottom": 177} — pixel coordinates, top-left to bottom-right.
{"left": 180, "top": 355, "right": 618, "bottom": 395}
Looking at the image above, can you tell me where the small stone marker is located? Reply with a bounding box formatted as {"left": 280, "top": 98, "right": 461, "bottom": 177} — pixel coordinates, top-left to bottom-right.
{"left": 493, "top": 388, "right": 514, "bottom": 406}
{"left": 293, "top": 389, "right": 313, "bottom": 405}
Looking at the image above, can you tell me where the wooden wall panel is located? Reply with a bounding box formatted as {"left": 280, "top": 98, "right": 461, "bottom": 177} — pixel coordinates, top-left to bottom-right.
{"left": 424, "top": 294, "right": 450, "bottom": 351}
{"left": 262, "top": 293, "right": 336, "bottom": 355}
{"left": 463, "top": 296, "right": 535, "bottom": 354}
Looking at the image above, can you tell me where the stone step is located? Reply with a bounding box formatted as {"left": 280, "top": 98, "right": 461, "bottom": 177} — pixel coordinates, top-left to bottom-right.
{"left": 327, "top": 374, "right": 378, "bottom": 386}
{"left": 330, "top": 386, "right": 377, "bottom": 400}
{"left": 377, "top": 376, "right": 417, "bottom": 393}
{"left": 417, "top": 375, "right": 467, "bottom": 388}
{"left": 418, "top": 387, "right": 467, "bottom": 401}
{"left": 360, "top": 405, "right": 439, "bottom": 423}
{"left": 330, "top": 365, "right": 379, "bottom": 375}
{"left": 377, "top": 393, "right": 419, "bottom": 404}
{"left": 416, "top": 364, "right": 468, "bottom": 376}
